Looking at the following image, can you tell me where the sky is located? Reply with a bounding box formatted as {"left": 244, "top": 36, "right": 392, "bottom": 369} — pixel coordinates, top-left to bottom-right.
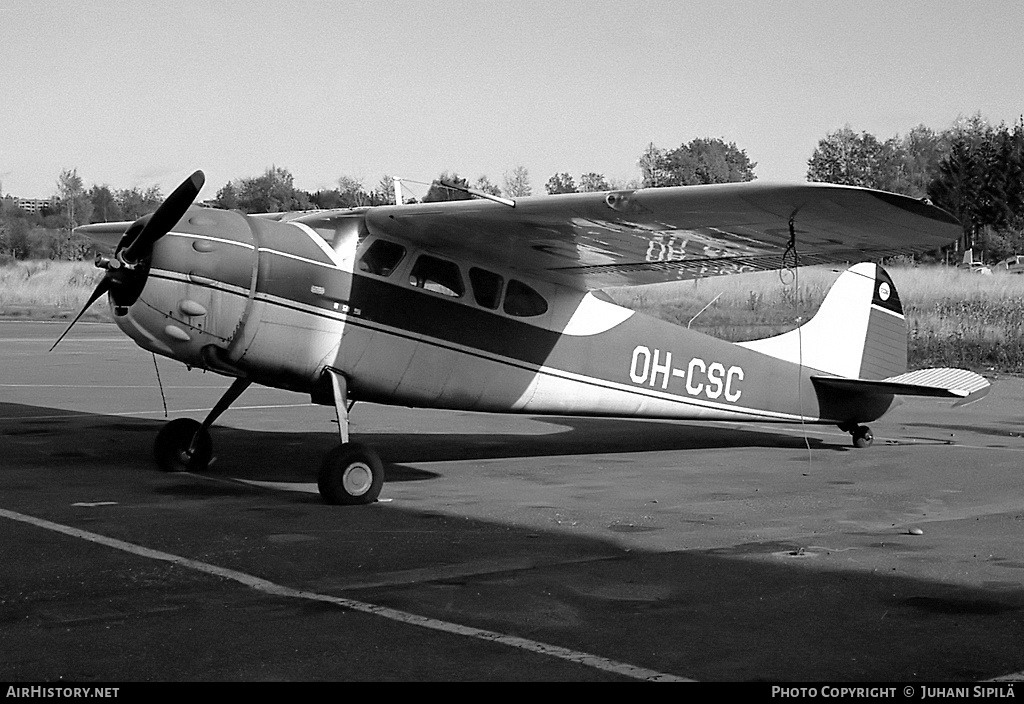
{"left": 2, "top": 0, "right": 1023, "bottom": 200}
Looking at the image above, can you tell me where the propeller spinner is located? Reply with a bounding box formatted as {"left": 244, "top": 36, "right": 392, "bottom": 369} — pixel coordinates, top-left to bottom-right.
{"left": 50, "top": 170, "right": 205, "bottom": 351}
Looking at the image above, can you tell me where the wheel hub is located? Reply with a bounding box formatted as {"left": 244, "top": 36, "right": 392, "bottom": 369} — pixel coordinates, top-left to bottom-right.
{"left": 342, "top": 463, "right": 373, "bottom": 496}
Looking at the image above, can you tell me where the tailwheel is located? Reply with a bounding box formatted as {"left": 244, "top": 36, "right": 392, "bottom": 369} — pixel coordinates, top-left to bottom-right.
{"left": 851, "top": 425, "right": 874, "bottom": 449}
{"left": 318, "top": 442, "right": 384, "bottom": 505}
{"left": 154, "top": 418, "right": 213, "bottom": 472}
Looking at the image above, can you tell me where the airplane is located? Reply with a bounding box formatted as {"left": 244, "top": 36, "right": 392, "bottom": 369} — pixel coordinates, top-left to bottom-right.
{"left": 59, "top": 170, "right": 990, "bottom": 506}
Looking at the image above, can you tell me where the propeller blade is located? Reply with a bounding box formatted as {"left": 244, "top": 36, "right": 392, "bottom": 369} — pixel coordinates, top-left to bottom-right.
{"left": 120, "top": 170, "right": 205, "bottom": 262}
{"left": 115, "top": 214, "right": 151, "bottom": 256}
{"left": 49, "top": 276, "right": 112, "bottom": 352}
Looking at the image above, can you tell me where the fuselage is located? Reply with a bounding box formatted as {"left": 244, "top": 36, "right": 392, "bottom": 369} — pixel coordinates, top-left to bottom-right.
{"left": 112, "top": 207, "right": 893, "bottom": 427}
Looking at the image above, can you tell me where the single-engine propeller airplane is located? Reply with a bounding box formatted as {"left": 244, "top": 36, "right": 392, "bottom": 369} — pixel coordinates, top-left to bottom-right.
{"left": 60, "top": 170, "right": 990, "bottom": 505}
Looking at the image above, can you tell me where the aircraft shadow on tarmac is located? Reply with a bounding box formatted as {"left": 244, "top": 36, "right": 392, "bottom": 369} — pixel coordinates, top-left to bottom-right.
{"left": 5, "top": 400, "right": 1024, "bottom": 681}
{"left": 900, "top": 419, "right": 1024, "bottom": 441}
{"left": 1, "top": 401, "right": 832, "bottom": 485}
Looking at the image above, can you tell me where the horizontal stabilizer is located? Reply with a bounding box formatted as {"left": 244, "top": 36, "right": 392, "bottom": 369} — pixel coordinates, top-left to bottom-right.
{"left": 812, "top": 368, "right": 991, "bottom": 406}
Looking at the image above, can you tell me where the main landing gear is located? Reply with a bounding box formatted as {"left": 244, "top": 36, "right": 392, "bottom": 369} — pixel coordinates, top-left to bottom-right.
{"left": 839, "top": 422, "right": 874, "bottom": 449}
{"left": 151, "top": 370, "right": 384, "bottom": 505}
{"left": 316, "top": 370, "right": 384, "bottom": 505}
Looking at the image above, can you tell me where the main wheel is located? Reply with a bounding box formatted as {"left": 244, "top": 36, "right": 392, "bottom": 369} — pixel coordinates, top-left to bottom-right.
{"left": 318, "top": 442, "right": 384, "bottom": 505}
{"left": 852, "top": 425, "right": 874, "bottom": 449}
{"left": 154, "top": 418, "right": 213, "bottom": 472}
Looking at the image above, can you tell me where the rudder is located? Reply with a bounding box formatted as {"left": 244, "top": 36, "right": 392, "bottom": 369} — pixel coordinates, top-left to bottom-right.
{"left": 739, "top": 263, "right": 907, "bottom": 380}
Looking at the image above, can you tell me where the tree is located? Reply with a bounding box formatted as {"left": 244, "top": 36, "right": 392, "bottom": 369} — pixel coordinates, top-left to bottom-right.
{"left": 56, "top": 168, "right": 93, "bottom": 230}
{"left": 55, "top": 169, "right": 93, "bottom": 259}
{"left": 88, "top": 185, "right": 122, "bottom": 222}
{"left": 927, "top": 117, "right": 1024, "bottom": 258}
{"left": 473, "top": 175, "right": 501, "bottom": 196}
{"left": 0, "top": 199, "right": 33, "bottom": 259}
{"left": 214, "top": 181, "right": 239, "bottom": 210}
{"left": 608, "top": 176, "right": 642, "bottom": 191}
{"left": 503, "top": 166, "right": 532, "bottom": 197}
{"left": 639, "top": 143, "right": 670, "bottom": 188}
{"left": 227, "top": 166, "right": 311, "bottom": 213}
{"left": 579, "top": 172, "right": 610, "bottom": 192}
{"left": 807, "top": 124, "right": 959, "bottom": 198}
{"left": 423, "top": 171, "right": 473, "bottom": 202}
{"left": 311, "top": 189, "right": 344, "bottom": 209}
{"left": 640, "top": 139, "right": 756, "bottom": 187}
{"left": 893, "top": 125, "right": 948, "bottom": 197}
{"left": 337, "top": 175, "right": 372, "bottom": 207}
{"left": 117, "top": 185, "right": 163, "bottom": 220}
{"left": 375, "top": 175, "right": 396, "bottom": 205}
{"left": 545, "top": 172, "right": 577, "bottom": 194}
{"left": 807, "top": 127, "right": 891, "bottom": 188}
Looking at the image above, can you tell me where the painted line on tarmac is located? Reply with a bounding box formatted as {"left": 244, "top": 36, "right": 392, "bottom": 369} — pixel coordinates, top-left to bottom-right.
{"left": 1, "top": 339, "right": 136, "bottom": 343}
{"left": 0, "top": 507, "right": 691, "bottom": 682}
{"left": 0, "top": 403, "right": 316, "bottom": 422}
{"left": 0, "top": 384, "right": 223, "bottom": 389}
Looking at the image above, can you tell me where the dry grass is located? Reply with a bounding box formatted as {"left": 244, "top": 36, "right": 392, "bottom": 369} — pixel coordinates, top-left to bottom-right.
{"left": 607, "top": 264, "right": 1024, "bottom": 373}
{"left": 607, "top": 266, "right": 840, "bottom": 339}
{"left": 0, "top": 260, "right": 109, "bottom": 321}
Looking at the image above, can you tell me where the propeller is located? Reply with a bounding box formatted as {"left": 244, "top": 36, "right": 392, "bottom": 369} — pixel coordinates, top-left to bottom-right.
{"left": 50, "top": 170, "right": 205, "bottom": 351}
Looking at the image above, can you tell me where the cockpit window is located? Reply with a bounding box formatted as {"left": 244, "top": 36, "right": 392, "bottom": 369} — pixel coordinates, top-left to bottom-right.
{"left": 358, "top": 239, "right": 406, "bottom": 277}
{"left": 409, "top": 255, "right": 465, "bottom": 298}
{"left": 469, "top": 267, "right": 504, "bottom": 309}
{"left": 503, "top": 279, "right": 548, "bottom": 317}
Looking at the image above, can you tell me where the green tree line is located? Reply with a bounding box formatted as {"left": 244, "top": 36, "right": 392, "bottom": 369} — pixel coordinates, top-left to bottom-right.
{"left": 3, "top": 118, "right": 1020, "bottom": 263}
{"left": 806, "top": 116, "right": 1024, "bottom": 261}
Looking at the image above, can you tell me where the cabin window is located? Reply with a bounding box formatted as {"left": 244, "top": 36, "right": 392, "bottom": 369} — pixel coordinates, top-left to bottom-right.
{"left": 469, "top": 267, "right": 504, "bottom": 309}
{"left": 503, "top": 279, "right": 548, "bottom": 317}
{"left": 358, "top": 239, "right": 406, "bottom": 277}
{"left": 409, "top": 255, "right": 465, "bottom": 298}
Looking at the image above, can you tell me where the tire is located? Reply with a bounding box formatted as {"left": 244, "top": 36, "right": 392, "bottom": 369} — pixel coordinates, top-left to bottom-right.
{"left": 318, "top": 442, "right": 384, "bottom": 505}
{"left": 154, "top": 418, "right": 213, "bottom": 472}
{"left": 852, "top": 425, "right": 874, "bottom": 449}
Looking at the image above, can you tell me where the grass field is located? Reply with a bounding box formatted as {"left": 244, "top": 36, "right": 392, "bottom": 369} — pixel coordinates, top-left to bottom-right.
{"left": 0, "top": 260, "right": 107, "bottom": 322}
{"left": 604, "top": 263, "right": 1024, "bottom": 374}
{"left": 2, "top": 260, "right": 1022, "bottom": 373}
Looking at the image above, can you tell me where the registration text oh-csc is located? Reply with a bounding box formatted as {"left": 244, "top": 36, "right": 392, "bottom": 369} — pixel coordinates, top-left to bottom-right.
{"left": 629, "top": 345, "right": 744, "bottom": 402}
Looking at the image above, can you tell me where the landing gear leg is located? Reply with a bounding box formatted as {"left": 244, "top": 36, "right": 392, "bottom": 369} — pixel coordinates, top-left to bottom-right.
{"left": 839, "top": 423, "right": 874, "bottom": 449}
{"left": 317, "top": 370, "right": 383, "bottom": 505}
{"left": 154, "top": 377, "right": 252, "bottom": 472}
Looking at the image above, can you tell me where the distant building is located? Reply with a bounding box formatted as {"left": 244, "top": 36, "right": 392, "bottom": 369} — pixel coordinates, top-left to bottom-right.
{"left": 2, "top": 195, "right": 58, "bottom": 215}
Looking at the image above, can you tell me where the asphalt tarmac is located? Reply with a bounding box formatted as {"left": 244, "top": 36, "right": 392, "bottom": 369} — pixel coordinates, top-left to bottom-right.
{"left": 2, "top": 320, "right": 1024, "bottom": 682}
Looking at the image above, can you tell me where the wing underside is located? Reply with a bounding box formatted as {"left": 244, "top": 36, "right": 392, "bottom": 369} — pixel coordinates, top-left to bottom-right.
{"left": 296, "top": 181, "right": 961, "bottom": 289}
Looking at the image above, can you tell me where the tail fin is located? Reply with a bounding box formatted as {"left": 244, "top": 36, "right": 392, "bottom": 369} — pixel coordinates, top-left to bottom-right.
{"left": 739, "top": 262, "right": 906, "bottom": 379}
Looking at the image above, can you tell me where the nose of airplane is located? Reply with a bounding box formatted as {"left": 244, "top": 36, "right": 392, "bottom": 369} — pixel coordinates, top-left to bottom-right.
{"left": 52, "top": 171, "right": 206, "bottom": 351}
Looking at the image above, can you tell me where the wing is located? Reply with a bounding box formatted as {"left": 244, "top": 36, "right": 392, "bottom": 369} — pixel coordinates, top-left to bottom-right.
{"left": 295, "top": 181, "right": 960, "bottom": 289}
{"left": 73, "top": 221, "right": 135, "bottom": 250}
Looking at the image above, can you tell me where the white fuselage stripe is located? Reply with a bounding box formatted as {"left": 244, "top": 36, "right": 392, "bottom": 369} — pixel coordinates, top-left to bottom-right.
{"left": 165, "top": 231, "right": 254, "bottom": 249}
{"left": 257, "top": 247, "right": 339, "bottom": 270}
